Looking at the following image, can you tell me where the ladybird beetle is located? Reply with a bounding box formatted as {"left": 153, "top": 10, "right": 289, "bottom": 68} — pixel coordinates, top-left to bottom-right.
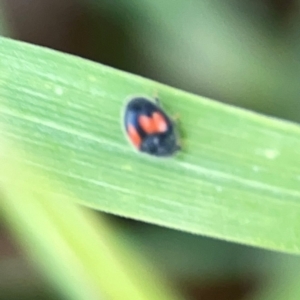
{"left": 123, "top": 96, "right": 180, "bottom": 157}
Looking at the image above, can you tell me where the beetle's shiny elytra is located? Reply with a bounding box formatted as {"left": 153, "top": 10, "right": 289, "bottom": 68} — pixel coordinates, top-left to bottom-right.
{"left": 123, "top": 97, "right": 180, "bottom": 157}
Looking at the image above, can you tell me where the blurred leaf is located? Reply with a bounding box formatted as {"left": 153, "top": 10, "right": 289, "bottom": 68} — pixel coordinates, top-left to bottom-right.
{"left": 88, "top": 0, "right": 300, "bottom": 120}
{"left": 1, "top": 37, "right": 300, "bottom": 257}
{"left": 0, "top": 138, "right": 183, "bottom": 300}
{"left": 249, "top": 254, "right": 300, "bottom": 300}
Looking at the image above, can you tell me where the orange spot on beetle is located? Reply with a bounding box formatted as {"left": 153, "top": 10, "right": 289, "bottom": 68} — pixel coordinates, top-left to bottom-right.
{"left": 139, "top": 115, "right": 157, "bottom": 134}
{"left": 128, "top": 124, "right": 142, "bottom": 148}
{"left": 152, "top": 112, "right": 167, "bottom": 132}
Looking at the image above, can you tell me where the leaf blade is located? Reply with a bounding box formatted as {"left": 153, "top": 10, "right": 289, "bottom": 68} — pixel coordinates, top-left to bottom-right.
{"left": 1, "top": 37, "right": 300, "bottom": 254}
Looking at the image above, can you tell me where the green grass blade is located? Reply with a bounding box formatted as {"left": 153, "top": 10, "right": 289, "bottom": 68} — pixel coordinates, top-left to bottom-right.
{"left": 1, "top": 37, "right": 300, "bottom": 254}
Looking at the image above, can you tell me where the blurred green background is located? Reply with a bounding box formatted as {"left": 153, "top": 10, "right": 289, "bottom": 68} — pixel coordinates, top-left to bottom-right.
{"left": 1, "top": 0, "right": 300, "bottom": 299}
